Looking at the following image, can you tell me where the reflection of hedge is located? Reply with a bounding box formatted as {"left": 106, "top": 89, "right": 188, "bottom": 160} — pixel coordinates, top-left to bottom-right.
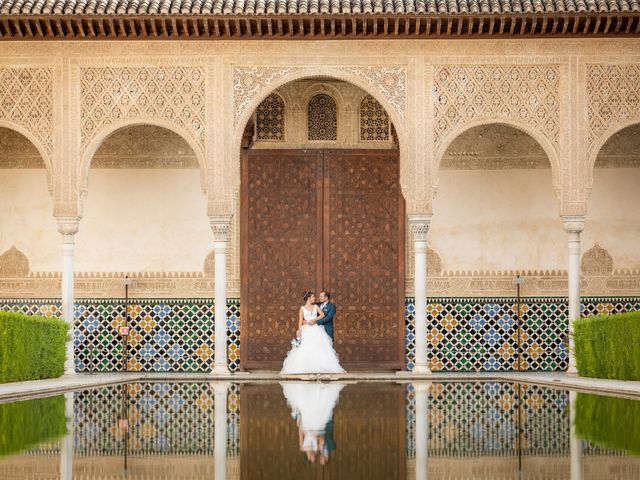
{"left": 0, "top": 312, "right": 68, "bottom": 383}
{"left": 0, "top": 395, "right": 67, "bottom": 456}
{"left": 575, "top": 392, "right": 640, "bottom": 455}
{"left": 573, "top": 312, "right": 640, "bottom": 380}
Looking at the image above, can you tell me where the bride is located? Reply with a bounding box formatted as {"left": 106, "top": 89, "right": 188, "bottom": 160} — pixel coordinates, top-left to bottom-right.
{"left": 280, "top": 291, "right": 345, "bottom": 374}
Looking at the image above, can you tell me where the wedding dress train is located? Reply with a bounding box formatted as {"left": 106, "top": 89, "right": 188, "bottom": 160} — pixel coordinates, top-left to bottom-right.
{"left": 280, "top": 306, "right": 345, "bottom": 374}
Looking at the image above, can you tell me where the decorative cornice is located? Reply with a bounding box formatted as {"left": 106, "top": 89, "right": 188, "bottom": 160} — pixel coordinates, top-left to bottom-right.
{"left": 0, "top": 13, "right": 638, "bottom": 40}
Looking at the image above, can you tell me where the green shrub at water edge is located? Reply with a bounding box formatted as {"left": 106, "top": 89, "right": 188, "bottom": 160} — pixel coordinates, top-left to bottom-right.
{"left": 573, "top": 311, "right": 640, "bottom": 381}
{"left": 0, "top": 311, "right": 68, "bottom": 383}
{"left": 0, "top": 395, "right": 67, "bottom": 456}
{"left": 575, "top": 392, "right": 640, "bottom": 455}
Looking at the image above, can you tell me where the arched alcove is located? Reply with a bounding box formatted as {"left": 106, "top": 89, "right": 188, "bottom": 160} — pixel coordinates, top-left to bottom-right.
{"left": 584, "top": 123, "right": 640, "bottom": 271}
{"left": 431, "top": 123, "right": 564, "bottom": 273}
{"left": 0, "top": 127, "right": 59, "bottom": 273}
{"left": 75, "top": 125, "right": 211, "bottom": 273}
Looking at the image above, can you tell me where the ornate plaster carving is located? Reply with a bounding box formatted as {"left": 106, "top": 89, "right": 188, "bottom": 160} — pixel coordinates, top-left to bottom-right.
{"left": 433, "top": 65, "right": 560, "bottom": 159}
{"left": 587, "top": 64, "right": 640, "bottom": 155}
{"left": 209, "top": 215, "right": 233, "bottom": 242}
{"left": 0, "top": 67, "right": 53, "bottom": 158}
{"left": 56, "top": 217, "right": 80, "bottom": 236}
{"left": 80, "top": 66, "right": 206, "bottom": 155}
{"left": 562, "top": 215, "right": 586, "bottom": 234}
{"left": 233, "top": 65, "right": 406, "bottom": 128}
{"left": 581, "top": 243, "right": 614, "bottom": 276}
{"left": 0, "top": 246, "right": 30, "bottom": 277}
{"left": 408, "top": 214, "right": 431, "bottom": 241}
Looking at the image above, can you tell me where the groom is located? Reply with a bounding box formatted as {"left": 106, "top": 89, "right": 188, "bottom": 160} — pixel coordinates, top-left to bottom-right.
{"left": 315, "top": 290, "right": 336, "bottom": 341}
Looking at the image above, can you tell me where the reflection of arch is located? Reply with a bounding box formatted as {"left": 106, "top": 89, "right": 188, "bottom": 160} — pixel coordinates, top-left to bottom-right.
{"left": 232, "top": 69, "right": 406, "bottom": 195}
{"left": 79, "top": 118, "right": 207, "bottom": 193}
{"left": 0, "top": 120, "right": 53, "bottom": 192}
{"left": 587, "top": 119, "right": 640, "bottom": 193}
{"left": 307, "top": 93, "right": 338, "bottom": 141}
{"left": 434, "top": 119, "right": 561, "bottom": 197}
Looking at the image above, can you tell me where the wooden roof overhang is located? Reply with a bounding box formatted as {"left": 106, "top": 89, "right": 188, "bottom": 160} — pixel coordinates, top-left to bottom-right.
{"left": 0, "top": 12, "right": 638, "bottom": 40}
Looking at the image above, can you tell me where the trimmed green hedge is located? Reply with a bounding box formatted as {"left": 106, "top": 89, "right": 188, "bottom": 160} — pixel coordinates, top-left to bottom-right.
{"left": 0, "top": 312, "right": 69, "bottom": 383}
{"left": 573, "top": 311, "right": 640, "bottom": 381}
{"left": 0, "top": 395, "right": 67, "bottom": 457}
{"left": 575, "top": 392, "right": 640, "bottom": 455}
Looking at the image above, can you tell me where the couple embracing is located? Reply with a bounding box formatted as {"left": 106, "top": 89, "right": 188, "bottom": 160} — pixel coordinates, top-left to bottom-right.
{"left": 280, "top": 290, "right": 345, "bottom": 375}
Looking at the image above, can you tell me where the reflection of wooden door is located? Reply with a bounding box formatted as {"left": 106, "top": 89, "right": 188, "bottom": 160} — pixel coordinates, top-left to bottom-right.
{"left": 241, "top": 149, "right": 404, "bottom": 370}
{"left": 240, "top": 384, "right": 406, "bottom": 480}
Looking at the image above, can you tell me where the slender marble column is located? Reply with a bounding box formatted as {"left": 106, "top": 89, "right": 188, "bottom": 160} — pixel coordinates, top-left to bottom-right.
{"left": 563, "top": 216, "right": 585, "bottom": 375}
{"left": 410, "top": 215, "right": 432, "bottom": 374}
{"left": 210, "top": 216, "right": 232, "bottom": 375}
{"left": 214, "top": 382, "right": 229, "bottom": 480}
{"left": 569, "top": 391, "right": 583, "bottom": 480}
{"left": 60, "top": 392, "right": 74, "bottom": 480}
{"left": 57, "top": 218, "right": 80, "bottom": 375}
{"left": 414, "top": 383, "right": 430, "bottom": 480}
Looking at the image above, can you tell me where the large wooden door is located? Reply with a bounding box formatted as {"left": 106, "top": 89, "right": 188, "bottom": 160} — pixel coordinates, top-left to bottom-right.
{"left": 241, "top": 149, "right": 404, "bottom": 370}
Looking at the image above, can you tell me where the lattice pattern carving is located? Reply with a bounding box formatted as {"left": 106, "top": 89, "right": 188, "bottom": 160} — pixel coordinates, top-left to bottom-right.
{"left": 80, "top": 67, "right": 205, "bottom": 153}
{"left": 360, "top": 94, "right": 390, "bottom": 141}
{"left": 587, "top": 64, "right": 640, "bottom": 151}
{"left": 255, "top": 93, "right": 285, "bottom": 141}
{"left": 581, "top": 243, "right": 614, "bottom": 276}
{"left": 307, "top": 94, "right": 337, "bottom": 141}
{"left": 0, "top": 67, "right": 53, "bottom": 155}
{"left": 433, "top": 65, "right": 560, "bottom": 153}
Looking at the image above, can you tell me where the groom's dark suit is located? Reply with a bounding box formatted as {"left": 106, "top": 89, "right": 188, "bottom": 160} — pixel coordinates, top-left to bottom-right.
{"left": 316, "top": 301, "right": 336, "bottom": 341}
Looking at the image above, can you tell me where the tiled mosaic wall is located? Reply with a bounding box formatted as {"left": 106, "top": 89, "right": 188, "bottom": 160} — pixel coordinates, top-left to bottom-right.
{"left": 0, "top": 298, "right": 241, "bottom": 372}
{"left": 1, "top": 296, "right": 638, "bottom": 372}
{"left": 405, "top": 297, "right": 640, "bottom": 371}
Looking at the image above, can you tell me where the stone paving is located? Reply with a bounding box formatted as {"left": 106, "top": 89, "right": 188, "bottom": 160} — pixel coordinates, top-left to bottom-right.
{"left": 2, "top": 371, "right": 640, "bottom": 402}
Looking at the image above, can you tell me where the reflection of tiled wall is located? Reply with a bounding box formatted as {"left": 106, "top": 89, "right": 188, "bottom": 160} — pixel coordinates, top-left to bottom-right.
{"left": 404, "top": 382, "right": 624, "bottom": 459}
{"left": 72, "top": 383, "right": 241, "bottom": 457}
{"left": 1, "top": 296, "right": 638, "bottom": 372}
{"left": 405, "top": 297, "right": 640, "bottom": 371}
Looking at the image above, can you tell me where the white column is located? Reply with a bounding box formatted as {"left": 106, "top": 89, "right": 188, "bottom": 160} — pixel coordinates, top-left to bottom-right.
{"left": 410, "top": 214, "right": 432, "bottom": 375}
{"left": 214, "top": 382, "right": 229, "bottom": 480}
{"left": 60, "top": 392, "right": 74, "bottom": 480}
{"left": 569, "top": 391, "right": 583, "bottom": 480}
{"left": 414, "top": 383, "right": 430, "bottom": 480}
{"left": 210, "top": 216, "right": 232, "bottom": 375}
{"left": 57, "top": 217, "right": 80, "bottom": 375}
{"left": 563, "top": 216, "right": 585, "bottom": 375}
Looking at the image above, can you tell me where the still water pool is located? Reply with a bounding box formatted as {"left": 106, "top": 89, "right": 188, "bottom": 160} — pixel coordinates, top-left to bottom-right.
{"left": 1, "top": 381, "right": 639, "bottom": 479}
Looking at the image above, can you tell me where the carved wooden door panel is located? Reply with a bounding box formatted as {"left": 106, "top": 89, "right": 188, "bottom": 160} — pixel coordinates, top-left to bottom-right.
{"left": 242, "top": 149, "right": 403, "bottom": 370}
{"left": 323, "top": 150, "right": 404, "bottom": 369}
{"left": 241, "top": 150, "right": 324, "bottom": 370}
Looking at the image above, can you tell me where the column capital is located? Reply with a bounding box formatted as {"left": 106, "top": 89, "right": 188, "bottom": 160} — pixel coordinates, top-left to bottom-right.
{"left": 56, "top": 217, "right": 81, "bottom": 237}
{"left": 209, "top": 215, "right": 233, "bottom": 242}
{"left": 562, "top": 215, "right": 586, "bottom": 235}
{"left": 408, "top": 214, "right": 432, "bottom": 241}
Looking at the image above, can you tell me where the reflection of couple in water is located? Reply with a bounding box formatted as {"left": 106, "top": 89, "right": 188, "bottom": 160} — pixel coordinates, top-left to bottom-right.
{"left": 281, "top": 382, "right": 345, "bottom": 465}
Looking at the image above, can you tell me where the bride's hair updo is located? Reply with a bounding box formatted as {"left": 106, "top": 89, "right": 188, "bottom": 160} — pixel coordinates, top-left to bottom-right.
{"left": 303, "top": 291, "right": 314, "bottom": 302}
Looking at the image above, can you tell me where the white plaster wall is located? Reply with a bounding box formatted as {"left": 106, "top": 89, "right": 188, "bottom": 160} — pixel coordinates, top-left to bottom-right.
{"left": 430, "top": 169, "right": 566, "bottom": 272}
{"left": 75, "top": 169, "right": 211, "bottom": 272}
{"left": 0, "top": 170, "right": 59, "bottom": 271}
{"left": 584, "top": 168, "right": 640, "bottom": 269}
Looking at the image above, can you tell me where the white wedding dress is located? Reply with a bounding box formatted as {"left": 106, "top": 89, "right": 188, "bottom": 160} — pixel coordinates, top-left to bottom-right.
{"left": 280, "top": 306, "right": 346, "bottom": 374}
{"left": 281, "top": 382, "right": 345, "bottom": 451}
